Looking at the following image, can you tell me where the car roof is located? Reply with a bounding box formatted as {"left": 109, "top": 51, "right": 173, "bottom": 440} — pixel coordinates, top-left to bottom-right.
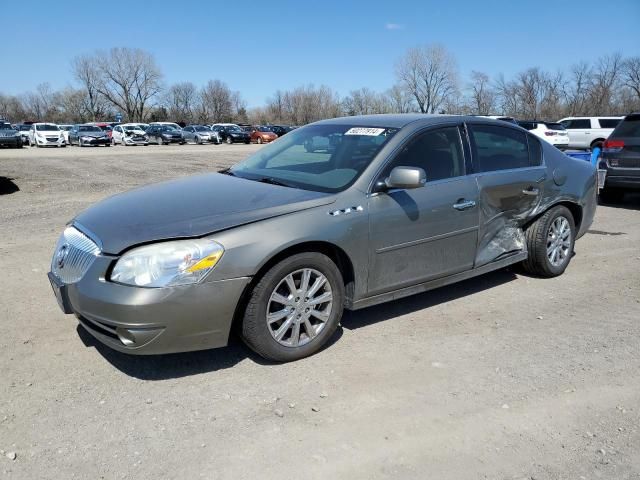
{"left": 313, "top": 114, "right": 517, "bottom": 129}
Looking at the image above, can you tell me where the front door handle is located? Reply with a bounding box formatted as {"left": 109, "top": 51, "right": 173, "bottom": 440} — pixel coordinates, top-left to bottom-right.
{"left": 453, "top": 199, "right": 476, "bottom": 211}
{"left": 522, "top": 187, "right": 540, "bottom": 196}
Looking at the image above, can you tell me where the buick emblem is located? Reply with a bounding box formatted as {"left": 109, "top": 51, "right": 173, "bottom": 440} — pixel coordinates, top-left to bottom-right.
{"left": 57, "top": 244, "right": 69, "bottom": 269}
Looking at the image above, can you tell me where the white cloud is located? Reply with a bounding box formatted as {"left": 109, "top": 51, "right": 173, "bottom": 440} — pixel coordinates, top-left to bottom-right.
{"left": 385, "top": 23, "right": 404, "bottom": 30}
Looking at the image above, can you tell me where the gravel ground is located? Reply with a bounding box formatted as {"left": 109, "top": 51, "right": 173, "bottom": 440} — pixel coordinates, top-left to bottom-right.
{"left": 1, "top": 143, "right": 639, "bottom": 479}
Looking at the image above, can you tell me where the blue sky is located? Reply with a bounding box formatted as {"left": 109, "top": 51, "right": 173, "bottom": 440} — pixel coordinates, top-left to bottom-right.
{"left": 2, "top": 0, "right": 639, "bottom": 107}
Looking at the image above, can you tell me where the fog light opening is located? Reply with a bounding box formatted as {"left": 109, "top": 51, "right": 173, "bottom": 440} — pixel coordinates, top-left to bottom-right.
{"left": 116, "top": 327, "right": 137, "bottom": 347}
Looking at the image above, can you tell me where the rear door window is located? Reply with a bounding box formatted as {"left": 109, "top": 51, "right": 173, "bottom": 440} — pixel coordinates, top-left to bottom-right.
{"left": 597, "top": 118, "right": 622, "bottom": 129}
{"left": 565, "top": 119, "right": 591, "bottom": 129}
{"left": 469, "top": 124, "right": 530, "bottom": 172}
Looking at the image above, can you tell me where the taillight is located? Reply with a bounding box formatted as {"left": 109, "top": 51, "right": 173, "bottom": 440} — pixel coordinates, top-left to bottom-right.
{"left": 603, "top": 139, "right": 624, "bottom": 150}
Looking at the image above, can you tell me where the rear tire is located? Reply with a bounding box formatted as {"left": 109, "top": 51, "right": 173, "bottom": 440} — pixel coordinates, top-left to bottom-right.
{"left": 240, "top": 252, "right": 345, "bottom": 362}
{"left": 598, "top": 188, "right": 625, "bottom": 204}
{"left": 522, "top": 205, "right": 575, "bottom": 277}
{"left": 590, "top": 139, "right": 605, "bottom": 151}
{"left": 226, "top": 136, "right": 232, "bottom": 145}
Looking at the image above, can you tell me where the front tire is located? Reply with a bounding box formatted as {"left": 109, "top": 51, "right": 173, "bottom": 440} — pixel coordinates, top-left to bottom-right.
{"left": 226, "top": 136, "right": 232, "bottom": 145}
{"left": 522, "top": 205, "right": 575, "bottom": 277}
{"left": 240, "top": 252, "right": 345, "bottom": 362}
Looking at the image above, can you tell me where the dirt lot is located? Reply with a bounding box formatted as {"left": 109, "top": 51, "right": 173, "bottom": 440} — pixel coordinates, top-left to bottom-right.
{"left": 1, "top": 143, "right": 639, "bottom": 479}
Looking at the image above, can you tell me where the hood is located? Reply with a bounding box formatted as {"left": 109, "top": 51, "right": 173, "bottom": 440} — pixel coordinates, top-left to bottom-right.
{"left": 73, "top": 173, "right": 336, "bottom": 254}
{"left": 124, "top": 129, "right": 146, "bottom": 135}
{"left": 37, "top": 130, "right": 63, "bottom": 135}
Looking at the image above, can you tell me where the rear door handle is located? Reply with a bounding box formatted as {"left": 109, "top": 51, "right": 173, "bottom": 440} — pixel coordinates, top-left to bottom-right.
{"left": 522, "top": 187, "right": 539, "bottom": 196}
{"left": 453, "top": 199, "right": 476, "bottom": 211}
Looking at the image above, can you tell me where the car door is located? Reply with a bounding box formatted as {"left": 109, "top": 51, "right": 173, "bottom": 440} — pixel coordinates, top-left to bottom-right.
{"left": 367, "top": 125, "right": 479, "bottom": 295}
{"left": 467, "top": 123, "right": 545, "bottom": 267}
{"left": 564, "top": 119, "right": 591, "bottom": 148}
{"left": 113, "top": 126, "right": 122, "bottom": 143}
{"left": 184, "top": 127, "right": 193, "bottom": 142}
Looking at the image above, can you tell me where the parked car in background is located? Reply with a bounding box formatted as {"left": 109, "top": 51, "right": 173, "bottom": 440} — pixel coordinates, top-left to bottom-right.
{"left": 47, "top": 114, "right": 596, "bottom": 361}
{"left": 250, "top": 125, "right": 278, "bottom": 144}
{"left": 211, "top": 124, "right": 251, "bottom": 144}
{"left": 517, "top": 121, "right": 569, "bottom": 150}
{"left": 558, "top": 117, "right": 622, "bottom": 150}
{"left": 599, "top": 112, "right": 640, "bottom": 203}
{"left": 112, "top": 124, "right": 149, "bottom": 146}
{"left": 269, "top": 125, "right": 295, "bottom": 137}
{"left": 68, "top": 124, "right": 111, "bottom": 147}
{"left": 149, "top": 122, "right": 182, "bottom": 131}
{"left": 182, "top": 125, "right": 217, "bottom": 144}
{"left": 0, "top": 120, "right": 23, "bottom": 148}
{"left": 29, "top": 123, "right": 65, "bottom": 147}
{"left": 146, "top": 125, "right": 185, "bottom": 145}
{"left": 16, "top": 124, "right": 32, "bottom": 144}
{"left": 59, "top": 125, "right": 74, "bottom": 143}
{"left": 479, "top": 115, "right": 519, "bottom": 125}
{"left": 87, "top": 122, "right": 114, "bottom": 139}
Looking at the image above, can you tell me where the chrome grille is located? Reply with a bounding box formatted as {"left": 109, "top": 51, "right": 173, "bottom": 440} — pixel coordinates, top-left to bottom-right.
{"left": 51, "top": 226, "right": 101, "bottom": 284}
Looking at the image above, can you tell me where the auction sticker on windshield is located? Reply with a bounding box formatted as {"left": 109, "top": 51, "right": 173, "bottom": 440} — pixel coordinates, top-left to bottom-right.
{"left": 344, "top": 127, "right": 386, "bottom": 136}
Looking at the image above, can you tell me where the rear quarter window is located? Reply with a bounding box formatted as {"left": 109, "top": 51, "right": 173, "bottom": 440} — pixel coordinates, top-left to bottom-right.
{"left": 527, "top": 135, "right": 543, "bottom": 166}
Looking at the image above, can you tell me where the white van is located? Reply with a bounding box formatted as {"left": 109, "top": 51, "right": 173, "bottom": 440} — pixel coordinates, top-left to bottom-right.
{"left": 557, "top": 117, "right": 623, "bottom": 150}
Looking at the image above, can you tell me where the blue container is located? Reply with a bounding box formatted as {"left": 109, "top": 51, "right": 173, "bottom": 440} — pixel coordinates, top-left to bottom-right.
{"left": 564, "top": 150, "right": 592, "bottom": 162}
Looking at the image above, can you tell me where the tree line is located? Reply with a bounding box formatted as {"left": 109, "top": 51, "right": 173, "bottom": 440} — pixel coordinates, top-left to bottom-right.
{"left": 1, "top": 45, "right": 639, "bottom": 125}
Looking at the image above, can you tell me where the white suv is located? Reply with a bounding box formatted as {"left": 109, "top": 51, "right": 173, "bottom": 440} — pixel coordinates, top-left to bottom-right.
{"left": 557, "top": 117, "right": 622, "bottom": 150}
{"left": 517, "top": 121, "right": 569, "bottom": 149}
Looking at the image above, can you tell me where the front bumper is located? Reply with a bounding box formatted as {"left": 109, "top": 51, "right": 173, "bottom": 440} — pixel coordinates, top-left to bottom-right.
{"left": 35, "top": 136, "right": 65, "bottom": 146}
{"left": 123, "top": 136, "right": 148, "bottom": 145}
{"left": 49, "top": 255, "right": 251, "bottom": 355}
{"left": 81, "top": 137, "right": 110, "bottom": 146}
{"left": 229, "top": 136, "right": 250, "bottom": 143}
{"left": 162, "top": 136, "right": 184, "bottom": 143}
{"left": 0, "top": 136, "right": 21, "bottom": 146}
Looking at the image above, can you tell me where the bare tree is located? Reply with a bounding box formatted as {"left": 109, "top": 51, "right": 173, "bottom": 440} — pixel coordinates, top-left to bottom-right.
{"left": 468, "top": 71, "right": 495, "bottom": 115}
{"left": 589, "top": 53, "right": 623, "bottom": 114}
{"left": 563, "top": 62, "right": 592, "bottom": 116}
{"left": 342, "top": 88, "right": 391, "bottom": 116}
{"left": 89, "top": 47, "right": 163, "bottom": 121}
{"left": 199, "top": 80, "right": 234, "bottom": 123}
{"left": 386, "top": 84, "right": 415, "bottom": 113}
{"left": 622, "top": 56, "right": 640, "bottom": 103}
{"left": 395, "top": 44, "right": 459, "bottom": 114}
{"left": 71, "top": 55, "right": 105, "bottom": 121}
{"left": 164, "top": 82, "right": 198, "bottom": 124}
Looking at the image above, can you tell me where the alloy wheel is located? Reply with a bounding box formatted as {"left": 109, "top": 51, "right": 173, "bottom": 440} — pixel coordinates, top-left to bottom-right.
{"left": 547, "top": 216, "right": 571, "bottom": 267}
{"left": 266, "top": 268, "right": 333, "bottom": 348}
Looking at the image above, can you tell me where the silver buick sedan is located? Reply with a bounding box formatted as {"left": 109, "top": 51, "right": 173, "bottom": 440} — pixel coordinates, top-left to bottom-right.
{"left": 48, "top": 114, "right": 597, "bottom": 362}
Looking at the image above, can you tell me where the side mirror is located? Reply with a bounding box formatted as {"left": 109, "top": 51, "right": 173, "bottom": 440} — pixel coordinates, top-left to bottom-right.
{"left": 383, "top": 166, "right": 427, "bottom": 190}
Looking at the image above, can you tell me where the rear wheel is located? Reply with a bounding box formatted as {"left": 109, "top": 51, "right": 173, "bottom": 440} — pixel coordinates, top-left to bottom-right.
{"left": 522, "top": 205, "right": 575, "bottom": 277}
{"left": 226, "top": 136, "right": 232, "bottom": 145}
{"left": 156, "top": 136, "right": 162, "bottom": 146}
{"left": 240, "top": 252, "right": 344, "bottom": 362}
{"left": 590, "top": 139, "right": 605, "bottom": 151}
{"left": 257, "top": 137, "right": 263, "bottom": 144}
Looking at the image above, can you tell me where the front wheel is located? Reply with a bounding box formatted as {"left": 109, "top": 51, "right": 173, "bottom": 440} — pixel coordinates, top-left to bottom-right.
{"left": 240, "top": 252, "right": 345, "bottom": 362}
{"left": 522, "top": 205, "right": 575, "bottom": 277}
{"left": 257, "top": 137, "right": 262, "bottom": 144}
{"left": 226, "top": 136, "right": 232, "bottom": 145}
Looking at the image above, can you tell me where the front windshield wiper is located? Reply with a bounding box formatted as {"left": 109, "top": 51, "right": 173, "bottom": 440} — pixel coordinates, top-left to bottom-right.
{"left": 254, "top": 177, "right": 292, "bottom": 188}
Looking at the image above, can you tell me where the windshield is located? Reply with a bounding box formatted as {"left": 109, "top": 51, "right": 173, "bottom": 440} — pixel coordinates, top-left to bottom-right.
{"left": 18, "top": 125, "right": 31, "bottom": 131}
{"left": 227, "top": 126, "right": 243, "bottom": 133}
{"left": 257, "top": 126, "right": 273, "bottom": 132}
{"left": 194, "top": 126, "right": 209, "bottom": 131}
{"left": 36, "top": 124, "right": 60, "bottom": 131}
{"left": 230, "top": 124, "right": 399, "bottom": 193}
{"left": 79, "top": 125, "right": 102, "bottom": 132}
{"left": 545, "top": 123, "right": 565, "bottom": 131}
{"left": 0, "top": 122, "right": 12, "bottom": 129}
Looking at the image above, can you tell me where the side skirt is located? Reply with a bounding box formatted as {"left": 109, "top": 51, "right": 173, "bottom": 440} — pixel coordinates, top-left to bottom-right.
{"left": 349, "top": 251, "right": 527, "bottom": 310}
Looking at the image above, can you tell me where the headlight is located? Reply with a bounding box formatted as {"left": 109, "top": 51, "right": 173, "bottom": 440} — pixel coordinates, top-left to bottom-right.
{"left": 110, "top": 238, "right": 224, "bottom": 287}
{"left": 36, "top": 133, "right": 44, "bottom": 138}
